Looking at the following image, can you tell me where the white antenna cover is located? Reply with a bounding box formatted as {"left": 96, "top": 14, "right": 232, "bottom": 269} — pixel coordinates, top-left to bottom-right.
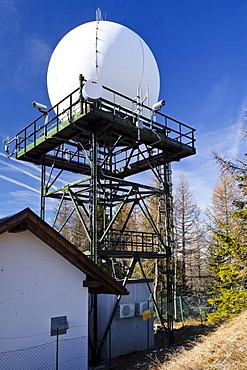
{"left": 47, "top": 20, "right": 160, "bottom": 111}
{"left": 82, "top": 79, "right": 102, "bottom": 101}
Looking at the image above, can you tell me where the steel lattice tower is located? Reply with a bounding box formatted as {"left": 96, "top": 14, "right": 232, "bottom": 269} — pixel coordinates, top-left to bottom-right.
{"left": 10, "top": 76, "right": 196, "bottom": 354}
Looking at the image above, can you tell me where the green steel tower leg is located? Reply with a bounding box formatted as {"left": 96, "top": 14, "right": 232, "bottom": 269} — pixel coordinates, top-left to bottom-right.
{"left": 40, "top": 161, "right": 45, "bottom": 220}
{"left": 91, "top": 131, "right": 98, "bottom": 263}
{"left": 164, "top": 163, "right": 174, "bottom": 345}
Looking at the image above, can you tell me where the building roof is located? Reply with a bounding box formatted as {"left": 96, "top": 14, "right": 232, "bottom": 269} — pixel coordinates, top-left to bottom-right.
{"left": 0, "top": 208, "right": 128, "bottom": 296}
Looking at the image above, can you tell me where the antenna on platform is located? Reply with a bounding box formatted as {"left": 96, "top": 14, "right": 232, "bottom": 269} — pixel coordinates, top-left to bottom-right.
{"left": 3, "top": 136, "right": 18, "bottom": 158}
{"left": 96, "top": 8, "right": 103, "bottom": 21}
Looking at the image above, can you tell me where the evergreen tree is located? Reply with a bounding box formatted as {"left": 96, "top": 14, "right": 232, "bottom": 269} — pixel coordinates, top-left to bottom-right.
{"left": 207, "top": 167, "right": 247, "bottom": 324}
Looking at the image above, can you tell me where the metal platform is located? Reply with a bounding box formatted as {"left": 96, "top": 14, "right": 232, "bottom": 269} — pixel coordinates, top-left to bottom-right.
{"left": 14, "top": 85, "right": 196, "bottom": 178}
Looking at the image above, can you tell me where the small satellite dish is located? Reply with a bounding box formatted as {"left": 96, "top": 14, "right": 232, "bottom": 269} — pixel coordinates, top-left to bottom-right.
{"left": 82, "top": 79, "right": 102, "bottom": 101}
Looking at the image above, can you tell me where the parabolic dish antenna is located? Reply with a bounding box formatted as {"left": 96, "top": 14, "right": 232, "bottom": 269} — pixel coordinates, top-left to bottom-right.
{"left": 47, "top": 20, "right": 160, "bottom": 113}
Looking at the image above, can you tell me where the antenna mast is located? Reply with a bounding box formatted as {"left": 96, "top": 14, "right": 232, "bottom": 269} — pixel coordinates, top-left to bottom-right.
{"left": 96, "top": 8, "right": 103, "bottom": 21}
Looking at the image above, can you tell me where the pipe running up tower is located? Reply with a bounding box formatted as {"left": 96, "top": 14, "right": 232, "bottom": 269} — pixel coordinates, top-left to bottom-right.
{"left": 8, "top": 19, "right": 196, "bottom": 361}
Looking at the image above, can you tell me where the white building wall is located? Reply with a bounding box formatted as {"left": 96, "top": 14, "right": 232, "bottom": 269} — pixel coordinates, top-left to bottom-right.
{"left": 0, "top": 231, "right": 88, "bottom": 369}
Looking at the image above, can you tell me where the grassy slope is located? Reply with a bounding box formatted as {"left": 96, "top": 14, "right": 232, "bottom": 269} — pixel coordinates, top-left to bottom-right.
{"left": 161, "top": 310, "right": 247, "bottom": 370}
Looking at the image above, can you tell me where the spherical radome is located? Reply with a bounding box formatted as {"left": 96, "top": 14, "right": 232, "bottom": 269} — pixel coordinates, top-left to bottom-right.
{"left": 47, "top": 20, "right": 160, "bottom": 111}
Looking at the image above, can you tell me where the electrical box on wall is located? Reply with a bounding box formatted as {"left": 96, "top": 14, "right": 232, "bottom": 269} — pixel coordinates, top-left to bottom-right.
{"left": 116, "top": 303, "right": 135, "bottom": 319}
{"left": 50, "top": 316, "right": 69, "bottom": 336}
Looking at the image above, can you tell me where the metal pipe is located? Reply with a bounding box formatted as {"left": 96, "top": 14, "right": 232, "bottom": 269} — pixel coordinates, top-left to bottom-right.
{"left": 79, "top": 74, "right": 84, "bottom": 114}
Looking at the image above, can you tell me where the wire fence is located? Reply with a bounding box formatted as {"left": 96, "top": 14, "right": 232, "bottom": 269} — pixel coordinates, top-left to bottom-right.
{"left": 153, "top": 294, "right": 213, "bottom": 327}
{"left": 0, "top": 336, "right": 87, "bottom": 370}
{"left": 174, "top": 295, "right": 213, "bottom": 324}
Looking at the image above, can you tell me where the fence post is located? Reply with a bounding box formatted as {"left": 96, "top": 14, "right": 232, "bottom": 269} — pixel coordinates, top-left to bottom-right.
{"left": 178, "top": 296, "right": 184, "bottom": 327}
{"left": 147, "top": 300, "right": 150, "bottom": 348}
{"left": 160, "top": 292, "right": 164, "bottom": 344}
{"left": 198, "top": 295, "right": 203, "bottom": 325}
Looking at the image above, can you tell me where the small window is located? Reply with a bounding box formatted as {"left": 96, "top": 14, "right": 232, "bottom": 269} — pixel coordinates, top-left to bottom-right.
{"left": 50, "top": 316, "right": 69, "bottom": 336}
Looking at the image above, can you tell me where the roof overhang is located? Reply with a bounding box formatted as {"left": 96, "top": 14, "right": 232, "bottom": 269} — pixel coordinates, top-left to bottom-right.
{"left": 0, "top": 208, "right": 128, "bottom": 296}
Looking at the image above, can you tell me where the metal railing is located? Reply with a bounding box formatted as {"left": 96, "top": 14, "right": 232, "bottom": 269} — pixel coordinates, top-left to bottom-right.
{"left": 15, "top": 88, "right": 79, "bottom": 155}
{"left": 13, "top": 83, "right": 195, "bottom": 159}
{"left": 100, "top": 229, "right": 163, "bottom": 254}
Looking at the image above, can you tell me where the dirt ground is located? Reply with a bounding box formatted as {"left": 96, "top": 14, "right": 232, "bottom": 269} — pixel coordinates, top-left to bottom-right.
{"left": 101, "top": 323, "right": 215, "bottom": 370}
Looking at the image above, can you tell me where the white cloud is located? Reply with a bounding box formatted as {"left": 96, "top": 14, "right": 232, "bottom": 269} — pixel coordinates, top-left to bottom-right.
{"left": 173, "top": 119, "right": 246, "bottom": 212}
{"left": 26, "top": 37, "right": 52, "bottom": 76}
{"left": 8, "top": 189, "right": 40, "bottom": 203}
{"left": 0, "top": 0, "right": 20, "bottom": 38}
{"left": 197, "top": 124, "right": 243, "bottom": 160}
{"left": 12, "top": 37, "right": 52, "bottom": 91}
{"left": 194, "top": 74, "right": 241, "bottom": 136}
{"left": 0, "top": 189, "right": 40, "bottom": 218}
{"left": 199, "top": 76, "right": 232, "bottom": 117}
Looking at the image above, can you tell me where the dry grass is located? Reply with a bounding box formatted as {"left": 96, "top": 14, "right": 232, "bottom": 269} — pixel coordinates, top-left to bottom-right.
{"left": 160, "top": 310, "right": 247, "bottom": 370}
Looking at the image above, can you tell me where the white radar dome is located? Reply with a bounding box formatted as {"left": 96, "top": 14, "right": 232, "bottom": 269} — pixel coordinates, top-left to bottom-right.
{"left": 47, "top": 20, "right": 160, "bottom": 113}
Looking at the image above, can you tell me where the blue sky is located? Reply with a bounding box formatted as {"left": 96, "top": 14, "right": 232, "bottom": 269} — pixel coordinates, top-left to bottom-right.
{"left": 0, "top": 0, "right": 246, "bottom": 218}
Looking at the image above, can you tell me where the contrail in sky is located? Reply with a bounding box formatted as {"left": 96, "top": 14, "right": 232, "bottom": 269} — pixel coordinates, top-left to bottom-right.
{"left": 0, "top": 160, "right": 41, "bottom": 181}
{"left": 0, "top": 152, "right": 40, "bottom": 172}
{"left": 0, "top": 175, "right": 40, "bottom": 193}
{"left": 0, "top": 152, "right": 67, "bottom": 185}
